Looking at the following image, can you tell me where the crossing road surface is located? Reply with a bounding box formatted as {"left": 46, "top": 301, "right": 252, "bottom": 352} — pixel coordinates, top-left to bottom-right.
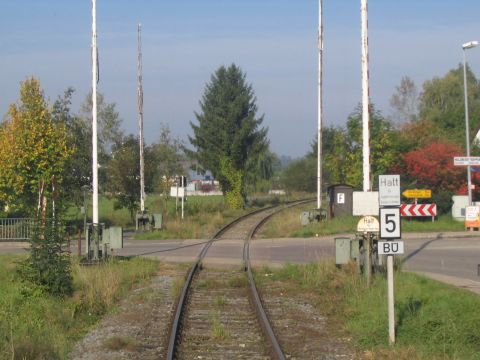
{"left": 2, "top": 232, "right": 480, "bottom": 292}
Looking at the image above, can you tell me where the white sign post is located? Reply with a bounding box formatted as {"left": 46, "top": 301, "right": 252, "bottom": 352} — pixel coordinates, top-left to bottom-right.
{"left": 386, "top": 253, "right": 395, "bottom": 344}
{"left": 378, "top": 175, "right": 401, "bottom": 345}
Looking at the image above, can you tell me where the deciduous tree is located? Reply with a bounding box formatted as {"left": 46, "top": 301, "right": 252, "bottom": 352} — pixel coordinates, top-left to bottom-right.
{"left": 106, "top": 135, "right": 144, "bottom": 220}
{"left": 80, "top": 92, "right": 124, "bottom": 189}
{"left": 150, "top": 125, "right": 185, "bottom": 195}
{"left": 280, "top": 157, "right": 316, "bottom": 193}
{"left": 0, "top": 77, "right": 72, "bottom": 215}
{"left": 390, "top": 76, "right": 419, "bottom": 124}
{"left": 399, "top": 142, "right": 465, "bottom": 193}
{"left": 419, "top": 65, "right": 480, "bottom": 147}
{"left": 52, "top": 87, "right": 91, "bottom": 206}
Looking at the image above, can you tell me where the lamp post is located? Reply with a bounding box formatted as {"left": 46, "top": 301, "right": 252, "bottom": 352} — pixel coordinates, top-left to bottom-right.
{"left": 462, "top": 40, "right": 478, "bottom": 206}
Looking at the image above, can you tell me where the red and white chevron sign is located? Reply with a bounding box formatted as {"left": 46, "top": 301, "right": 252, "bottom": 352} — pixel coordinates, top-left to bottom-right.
{"left": 400, "top": 204, "right": 437, "bottom": 217}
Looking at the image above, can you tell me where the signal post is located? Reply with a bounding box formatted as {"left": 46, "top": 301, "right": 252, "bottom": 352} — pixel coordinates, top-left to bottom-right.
{"left": 378, "top": 175, "right": 404, "bottom": 345}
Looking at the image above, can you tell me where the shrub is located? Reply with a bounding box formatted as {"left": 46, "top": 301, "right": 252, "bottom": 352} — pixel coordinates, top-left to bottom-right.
{"left": 17, "top": 214, "right": 73, "bottom": 297}
{"left": 431, "top": 190, "right": 453, "bottom": 215}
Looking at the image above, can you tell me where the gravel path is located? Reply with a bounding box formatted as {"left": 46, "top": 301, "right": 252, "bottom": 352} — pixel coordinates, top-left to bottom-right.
{"left": 70, "top": 265, "right": 183, "bottom": 360}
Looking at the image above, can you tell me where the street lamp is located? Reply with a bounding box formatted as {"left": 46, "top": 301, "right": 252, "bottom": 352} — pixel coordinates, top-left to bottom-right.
{"left": 462, "top": 40, "right": 478, "bottom": 206}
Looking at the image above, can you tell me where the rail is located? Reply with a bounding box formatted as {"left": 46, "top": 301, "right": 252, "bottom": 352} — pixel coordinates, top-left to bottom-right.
{"left": 244, "top": 199, "right": 313, "bottom": 360}
{"left": 166, "top": 204, "right": 277, "bottom": 359}
{"left": 166, "top": 198, "right": 314, "bottom": 359}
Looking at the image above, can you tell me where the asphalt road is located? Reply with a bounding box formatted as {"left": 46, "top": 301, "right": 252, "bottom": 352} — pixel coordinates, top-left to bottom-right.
{"left": 2, "top": 232, "right": 480, "bottom": 293}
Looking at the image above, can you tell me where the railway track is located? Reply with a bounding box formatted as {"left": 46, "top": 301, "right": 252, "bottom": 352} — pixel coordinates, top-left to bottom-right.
{"left": 166, "top": 200, "right": 312, "bottom": 360}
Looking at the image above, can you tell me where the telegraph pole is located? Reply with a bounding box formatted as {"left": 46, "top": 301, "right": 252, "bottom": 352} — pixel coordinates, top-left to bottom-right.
{"left": 317, "top": 0, "right": 323, "bottom": 210}
{"left": 137, "top": 23, "right": 146, "bottom": 213}
{"left": 361, "top": 0, "right": 371, "bottom": 192}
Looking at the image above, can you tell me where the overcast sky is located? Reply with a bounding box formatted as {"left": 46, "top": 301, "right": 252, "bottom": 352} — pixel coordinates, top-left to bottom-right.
{"left": 1, "top": 0, "right": 480, "bottom": 158}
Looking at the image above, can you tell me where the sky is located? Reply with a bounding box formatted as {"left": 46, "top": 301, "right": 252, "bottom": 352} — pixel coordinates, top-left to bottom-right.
{"left": 1, "top": 0, "right": 480, "bottom": 158}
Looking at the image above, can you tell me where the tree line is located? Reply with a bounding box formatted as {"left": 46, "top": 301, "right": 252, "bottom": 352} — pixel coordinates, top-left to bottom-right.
{"left": 282, "top": 64, "right": 480, "bottom": 214}
{"left": 0, "top": 64, "right": 275, "bottom": 218}
{"left": 0, "top": 78, "right": 186, "bottom": 220}
{"left": 1, "top": 63, "right": 479, "bottom": 220}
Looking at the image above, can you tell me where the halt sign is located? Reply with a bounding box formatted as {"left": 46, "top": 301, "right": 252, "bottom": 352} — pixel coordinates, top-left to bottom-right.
{"left": 378, "top": 175, "right": 401, "bottom": 207}
{"left": 357, "top": 216, "right": 379, "bottom": 232}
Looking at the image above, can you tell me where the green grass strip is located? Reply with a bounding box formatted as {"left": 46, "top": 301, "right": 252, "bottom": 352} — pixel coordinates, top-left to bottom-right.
{"left": 257, "top": 262, "right": 480, "bottom": 359}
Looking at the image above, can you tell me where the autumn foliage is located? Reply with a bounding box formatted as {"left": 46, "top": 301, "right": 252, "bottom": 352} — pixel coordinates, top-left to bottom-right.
{"left": 400, "top": 142, "right": 465, "bottom": 193}
{"left": 0, "top": 77, "right": 72, "bottom": 215}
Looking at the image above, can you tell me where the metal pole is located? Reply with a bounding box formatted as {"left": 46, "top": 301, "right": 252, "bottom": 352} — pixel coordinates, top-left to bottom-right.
{"left": 463, "top": 49, "right": 473, "bottom": 206}
{"left": 181, "top": 192, "right": 184, "bottom": 220}
{"left": 78, "top": 229, "right": 82, "bottom": 256}
{"left": 91, "top": 0, "right": 99, "bottom": 224}
{"left": 387, "top": 254, "right": 395, "bottom": 344}
{"left": 176, "top": 179, "right": 179, "bottom": 214}
{"left": 361, "top": 0, "right": 371, "bottom": 192}
{"left": 138, "top": 23, "right": 146, "bottom": 213}
{"left": 83, "top": 188, "right": 87, "bottom": 238}
{"left": 317, "top": 0, "right": 323, "bottom": 210}
{"left": 91, "top": 0, "right": 100, "bottom": 261}
{"left": 364, "top": 233, "right": 371, "bottom": 286}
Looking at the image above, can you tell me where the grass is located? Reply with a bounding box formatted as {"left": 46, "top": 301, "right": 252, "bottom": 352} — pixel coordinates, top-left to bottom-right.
{"left": 134, "top": 211, "right": 232, "bottom": 240}
{"left": 170, "top": 277, "right": 186, "bottom": 298}
{"left": 195, "top": 277, "right": 223, "bottom": 289}
{"left": 0, "top": 255, "right": 158, "bottom": 360}
{"left": 227, "top": 274, "right": 248, "bottom": 288}
{"left": 66, "top": 193, "right": 298, "bottom": 240}
{"left": 260, "top": 205, "right": 465, "bottom": 238}
{"left": 133, "top": 194, "right": 291, "bottom": 240}
{"left": 209, "top": 314, "right": 231, "bottom": 341}
{"left": 214, "top": 295, "right": 228, "bottom": 306}
{"left": 134, "top": 195, "right": 247, "bottom": 240}
{"left": 255, "top": 261, "right": 480, "bottom": 359}
{"left": 347, "top": 271, "right": 480, "bottom": 359}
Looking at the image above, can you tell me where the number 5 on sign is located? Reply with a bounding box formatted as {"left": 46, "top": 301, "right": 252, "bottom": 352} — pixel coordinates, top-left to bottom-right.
{"left": 379, "top": 207, "right": 401, "bottom": 239}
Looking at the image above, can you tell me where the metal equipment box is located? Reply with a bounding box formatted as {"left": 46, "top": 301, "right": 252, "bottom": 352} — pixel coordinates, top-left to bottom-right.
{"left": 104, "top": 226, "right": 123, "bottom": 249}
{"left": 151, "top": 213, "right": 163, "bottom": 230}
{"left": 335, "top": 237, "right": 352, "bottom": 265}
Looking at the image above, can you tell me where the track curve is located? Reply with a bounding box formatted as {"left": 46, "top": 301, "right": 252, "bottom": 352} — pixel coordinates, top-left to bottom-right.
{"left": 166, "top": 199, "right": 313, "bottom": 359}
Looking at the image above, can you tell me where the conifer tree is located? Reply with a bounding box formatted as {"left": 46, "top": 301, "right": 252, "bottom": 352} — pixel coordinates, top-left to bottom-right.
{"left": 189, "top": 64, "right": 268, "bottom": 208}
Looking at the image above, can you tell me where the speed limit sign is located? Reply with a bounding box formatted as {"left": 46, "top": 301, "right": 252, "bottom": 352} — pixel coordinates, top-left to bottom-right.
{"left": 379, "top": 207, "right": 401, "bottom": 239}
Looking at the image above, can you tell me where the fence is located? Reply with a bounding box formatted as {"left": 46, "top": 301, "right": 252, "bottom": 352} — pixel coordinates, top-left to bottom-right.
{"left": 0, "top": 218, "right": 35, "bottom": 241}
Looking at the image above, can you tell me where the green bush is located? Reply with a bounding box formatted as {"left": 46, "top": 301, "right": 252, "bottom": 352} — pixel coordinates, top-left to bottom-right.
{"left": 17, "top": 213, "right": 73, "bottom": 297}
{"left": 430, "top": 190, "right": 453, "bottom": 215}
{"left": 280, "top": 157, "right": 316, "bottom": 193}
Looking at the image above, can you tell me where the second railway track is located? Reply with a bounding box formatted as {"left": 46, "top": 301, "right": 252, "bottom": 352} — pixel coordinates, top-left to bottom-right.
{"left": 167, "top": 200, "right": 312, "bottom": 360}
